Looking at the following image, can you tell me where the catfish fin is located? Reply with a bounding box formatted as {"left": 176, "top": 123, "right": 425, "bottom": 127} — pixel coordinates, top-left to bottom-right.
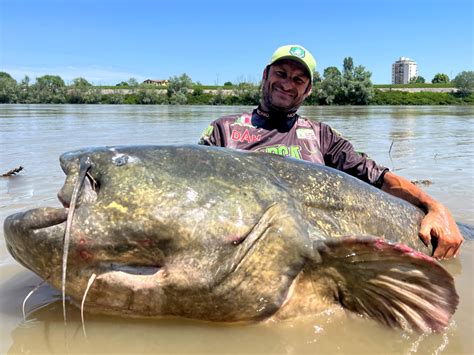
{"left": 313, "top": 236, "right": 458, "bottom": 332}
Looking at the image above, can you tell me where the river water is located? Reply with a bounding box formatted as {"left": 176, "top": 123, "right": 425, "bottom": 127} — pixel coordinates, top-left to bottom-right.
{"left": 0, "top": 105, "right": 473, "bottom": 354}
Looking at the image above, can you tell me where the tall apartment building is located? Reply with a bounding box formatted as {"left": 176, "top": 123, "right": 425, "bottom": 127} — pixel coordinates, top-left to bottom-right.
{"left": 392, "top": 57, "right": 418, "bottom": 84}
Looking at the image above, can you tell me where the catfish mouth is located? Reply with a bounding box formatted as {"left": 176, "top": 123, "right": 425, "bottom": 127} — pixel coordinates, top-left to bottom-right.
{"left": 4, "top": 204, "right": 166, "bottom": 316}
{"left": 3, "top": 207, "right": 68, "bottom": 274}
{"left": 4, "top": 207, "right": 68, "bottom": 239}
{"left": 5, "top": 159, "right": 101, "bottom": 242}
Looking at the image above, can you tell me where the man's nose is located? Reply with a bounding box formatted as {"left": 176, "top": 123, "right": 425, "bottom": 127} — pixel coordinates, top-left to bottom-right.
{"left": 280, "top": 78, "right": 294, "bottom": 91}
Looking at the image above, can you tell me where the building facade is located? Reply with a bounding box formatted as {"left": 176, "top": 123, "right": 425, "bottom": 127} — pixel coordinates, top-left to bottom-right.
{"left": 143, "top": 79, "right": 169, "bottom": 86}
{"left": 392, "top": 57, "right": 418, "bottom": 84}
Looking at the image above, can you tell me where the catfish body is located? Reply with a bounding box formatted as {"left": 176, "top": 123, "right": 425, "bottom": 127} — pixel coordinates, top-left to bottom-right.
{"left": 4, "top": 145, "right": 458, "bottom": 332}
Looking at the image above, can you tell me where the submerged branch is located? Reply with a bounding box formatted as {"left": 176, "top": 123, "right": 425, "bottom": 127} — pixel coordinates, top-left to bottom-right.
{"left": 2, "top": 166, "right": 24, "bottom": 177}
{"left": 411, "top": 179, "right": 433, "bottom": 186}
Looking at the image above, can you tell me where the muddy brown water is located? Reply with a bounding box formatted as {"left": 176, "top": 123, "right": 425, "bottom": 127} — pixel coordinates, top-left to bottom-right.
{"left": 1, "top": 105, "right": 473, "bottom": 354}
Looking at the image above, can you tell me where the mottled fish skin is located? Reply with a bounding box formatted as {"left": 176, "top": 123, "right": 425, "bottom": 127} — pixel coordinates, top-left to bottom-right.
{"left": 3, "top": 145, "right": 459, "bottom": 331}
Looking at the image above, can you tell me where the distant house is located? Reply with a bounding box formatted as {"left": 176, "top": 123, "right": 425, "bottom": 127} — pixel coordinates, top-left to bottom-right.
{"left": 143, "top": 79, "right": 169, "bottom": 86}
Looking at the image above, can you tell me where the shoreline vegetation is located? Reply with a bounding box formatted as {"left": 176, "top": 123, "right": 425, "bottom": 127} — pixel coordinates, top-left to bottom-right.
{"left": 1, "top": 61, "right": 473, "bottom": 106}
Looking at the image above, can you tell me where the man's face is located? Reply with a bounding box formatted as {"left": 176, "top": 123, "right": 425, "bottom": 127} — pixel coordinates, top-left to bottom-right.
{"left": 261, "top": 59, "right": 312, "bottom": 113}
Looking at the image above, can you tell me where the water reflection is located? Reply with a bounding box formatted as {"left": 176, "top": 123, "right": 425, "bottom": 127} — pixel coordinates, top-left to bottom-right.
{"left": 6, "top": 299, "right": 464, "bottom": 355}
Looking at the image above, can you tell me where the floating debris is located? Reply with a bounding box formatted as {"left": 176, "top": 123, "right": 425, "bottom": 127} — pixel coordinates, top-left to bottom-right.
{"left": 2, "top": 166, "right": 24, "bottom": 177}
{"left": 411, "top": 179, "right": 433, "bottom": 186}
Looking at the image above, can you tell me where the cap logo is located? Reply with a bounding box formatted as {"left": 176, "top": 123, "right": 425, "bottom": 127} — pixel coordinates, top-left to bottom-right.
{"left": 289, "top": 46, "right": 305, "bottom": 58}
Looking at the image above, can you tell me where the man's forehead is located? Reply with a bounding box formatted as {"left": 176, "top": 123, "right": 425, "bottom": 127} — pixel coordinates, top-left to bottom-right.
{"left": 271, "top": 59, "right": 310, "bottom": 77}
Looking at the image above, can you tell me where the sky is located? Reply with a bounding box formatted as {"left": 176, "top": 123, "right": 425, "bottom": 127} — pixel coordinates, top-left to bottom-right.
{"left": 0, "top": 0, "right": 473, "bottom": 85}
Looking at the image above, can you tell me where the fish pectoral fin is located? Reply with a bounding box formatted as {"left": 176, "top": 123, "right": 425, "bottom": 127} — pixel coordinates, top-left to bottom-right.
{"left": 312, "top": 235, "right": 458, "bottom": 333}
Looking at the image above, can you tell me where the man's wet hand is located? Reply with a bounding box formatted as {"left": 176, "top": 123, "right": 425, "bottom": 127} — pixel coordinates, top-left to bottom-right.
{"left": 419, "top": 205, "right": 464, "bottom": 260}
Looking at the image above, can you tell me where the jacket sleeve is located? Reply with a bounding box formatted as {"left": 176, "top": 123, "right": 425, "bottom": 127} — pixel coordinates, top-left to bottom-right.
{"left": 320, "top": 123, "right": 389, "bottom": 188}
{"left": 198, "top": 121, "right": 222, "bottom": 146}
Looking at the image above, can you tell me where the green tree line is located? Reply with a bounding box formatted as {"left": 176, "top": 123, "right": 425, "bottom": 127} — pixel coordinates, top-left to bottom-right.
{"left": 1, "top": 61, "right": 473, "bottom": 105}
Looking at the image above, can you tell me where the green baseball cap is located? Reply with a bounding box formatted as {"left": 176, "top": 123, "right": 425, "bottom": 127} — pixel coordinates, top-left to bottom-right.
{"left": 269, "top": 45, "right": 317, "bottom": 82}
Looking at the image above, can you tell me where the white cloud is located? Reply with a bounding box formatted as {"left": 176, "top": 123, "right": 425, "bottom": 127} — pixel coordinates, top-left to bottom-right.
{"left": 1, "top": 65, "right": 148, "bottom": 85}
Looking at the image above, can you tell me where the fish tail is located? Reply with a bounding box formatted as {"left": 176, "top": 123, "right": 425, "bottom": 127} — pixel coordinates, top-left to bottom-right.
{"left": 312, "top": 236, "right": 458, "bottom": 332}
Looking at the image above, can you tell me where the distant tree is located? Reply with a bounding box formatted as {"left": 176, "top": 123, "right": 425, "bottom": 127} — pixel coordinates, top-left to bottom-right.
{"left": 127, "top": 78, "right": 138, "bottom": 87}
{"left": 167, "top": 73, "right": 193, "bottom": 104}
{"left": 209, "top": 88, "right": 226, "bottom": 105}
{"left": 306, "top": 71, "right": 323, "bottom": 104}
{"left": 169, "top": 92, "right": 188, "bottom": 105}
{"left": 67, "top": 88, "right": 85, "bottom": 104}
{"left": 314, "top": 58, "right": 373, "bottom": 105}
{"left": 340, "top": 57, "right": 374, "bottom": 105}
{"left": 20, "top": 75, "right": 30, "bottom": 86}
{"left": 0, "top": 72, "right": 16, "bottom": 82}
{"left": 318, "top": 67, "right": 343, "bottom": 105}
{"left": 103, "top": 93, "right": 125, "bottom": 104}
{"left": 17, "top": 75, "right": 31, "bottom": 103}
{"left": 224, "top": 81, "right": 233, "bottom": 87}
{"left": 409, "top": 76, "right": 426, "bottom": 84}
{"left": 312, "top": 71, "right": 322, "bottom": 84}
{"left": 343, "top": 57, "right": 354, "bottom": 80}
{"left": 71, "top": 77, "right": 92, "bottom": 88}
{"left": 68, "top": 77, "right": 99, "bottom": 103}
{"left": 31, "top": 75, "right": 66, "bottom": 103}
{"left": 323, "top": 67, "right": 342, "bottom": 78}
{"left": 35, "top": 74, "right": 65, "bottom": 89}
{"left": 0, "top": 72, "right": 18, "bottom": 103}
{"left": 452, "top": 71, "right": 474, "bottom": 95}
{"left": 232, "top": 82, "right": 260, "bottom": 105}
{"left": 136, "top": 89, "right": 167, "bottom": 104}
{"left": 192, "top": 83, "right": 204, "bottom": 96}
{"left": 116, "top": 81, "right": 129, "bottom": 87}
{"left": 82, "top": 89, "right": 102, "bottom": 104}
{"left": 431, "top": 73, "right": 450, "bottom": 84}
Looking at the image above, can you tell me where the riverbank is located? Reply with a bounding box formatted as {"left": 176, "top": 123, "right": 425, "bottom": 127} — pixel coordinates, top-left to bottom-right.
{"left": 3, "top": 70, "right": 473, "bottom": 105}
{"left": 96, "top": 88, "right": 474, "bottom": 106}
{"left": 99, "top": 87, "right": 459, "bottom": 95}
{"left": 376, "top": 87, "right": 457, "bottom": 93}
{"left": 1, "top": 84, "right": 473, "bottom": 106}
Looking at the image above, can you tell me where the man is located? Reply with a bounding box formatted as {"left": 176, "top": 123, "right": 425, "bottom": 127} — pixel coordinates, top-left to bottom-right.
{"left": 199, "top": 44, "right": 463, "bottom": 259}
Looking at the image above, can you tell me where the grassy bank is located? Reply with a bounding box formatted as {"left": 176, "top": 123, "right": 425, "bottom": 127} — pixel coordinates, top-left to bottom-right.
{"left": 373, "top": 83, "right": 455, "bottom": 89}
{"left": 2, "top": 83, "right": 473, "bottom": 106}
{"left": 97, "top": 90, "right": 474, "bottom": 105}
{"left": 371, "top": 90, "right": 473, "bottom": 105}
{"left": 98, "top": 83, "right": 455, "bottom": 91}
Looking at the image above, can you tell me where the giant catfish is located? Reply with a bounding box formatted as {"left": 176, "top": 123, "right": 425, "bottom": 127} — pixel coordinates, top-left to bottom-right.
{"left": 3, "top": 145, "right": 462, "bottom": 332}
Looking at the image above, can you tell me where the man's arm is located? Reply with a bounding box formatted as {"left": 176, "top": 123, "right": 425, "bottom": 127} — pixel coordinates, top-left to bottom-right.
{"left": 381, "top": 171, "right": 464, "bottom": 260}
{"left": 198, "top": 116, "right": 236, "bottom": 147}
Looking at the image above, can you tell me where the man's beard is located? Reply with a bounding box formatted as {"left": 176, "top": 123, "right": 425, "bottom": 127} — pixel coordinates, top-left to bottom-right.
{"left": 261, "top": 80, "right": 305, "bottom": 117}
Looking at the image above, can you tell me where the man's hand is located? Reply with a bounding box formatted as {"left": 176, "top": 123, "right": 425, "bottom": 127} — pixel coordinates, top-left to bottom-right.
{"left": 419, "top": 205, "right": 464, "bottom": 260}
{"left": 382, "top": 171, "right": 464, "bottom": 260}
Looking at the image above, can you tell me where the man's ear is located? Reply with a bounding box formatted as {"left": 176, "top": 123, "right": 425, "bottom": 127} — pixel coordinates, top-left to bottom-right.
{"left": 262, "top": 65, "right": 270, "bottom": 80}
{"left": 304, "top": 83, "right": 313, "bottom": 97}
